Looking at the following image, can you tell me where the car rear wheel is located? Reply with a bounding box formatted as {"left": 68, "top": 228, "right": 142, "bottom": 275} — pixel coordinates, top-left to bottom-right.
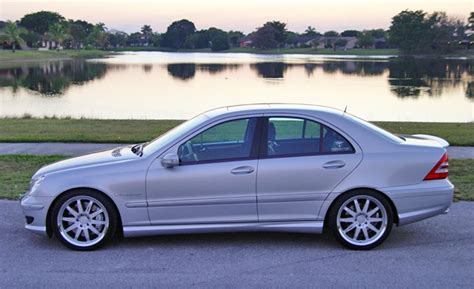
{"left": 51, "top": 190, "right": 117, "bottom": 251}
{"left": 328, "top": 190, "right": 393, "bottom": 250}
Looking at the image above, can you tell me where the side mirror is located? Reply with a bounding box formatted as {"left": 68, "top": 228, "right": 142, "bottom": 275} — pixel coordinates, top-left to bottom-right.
{"left": 161, "top": 153, "right": 180, "bottom": 168}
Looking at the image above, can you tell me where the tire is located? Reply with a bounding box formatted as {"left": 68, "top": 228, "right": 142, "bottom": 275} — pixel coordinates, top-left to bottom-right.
{"left": 328, "top": 190, "right": 393, "bottom": 250}
{"left": 51, "top": 190, "right": 118, "bottom": 251}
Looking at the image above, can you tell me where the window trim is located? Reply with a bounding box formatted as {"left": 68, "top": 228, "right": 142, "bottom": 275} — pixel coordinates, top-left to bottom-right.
{"left": 260, "top": 116, "right": 355, "bottom": 160}
{"left": 178, "top": 117, "right": 264, "bottom": 166}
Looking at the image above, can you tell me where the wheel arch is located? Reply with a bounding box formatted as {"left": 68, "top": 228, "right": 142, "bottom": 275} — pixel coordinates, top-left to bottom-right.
{"left": 45, "top": 187, "right": 123, "bottom": 238}
{"left": 323, "top": 187, "right": 399, "bottom": 230}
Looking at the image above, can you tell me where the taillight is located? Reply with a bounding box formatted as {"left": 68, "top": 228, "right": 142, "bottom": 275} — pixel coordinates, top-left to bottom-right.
{"left": 424, "top": 152, "right": 449, "bottom": 180}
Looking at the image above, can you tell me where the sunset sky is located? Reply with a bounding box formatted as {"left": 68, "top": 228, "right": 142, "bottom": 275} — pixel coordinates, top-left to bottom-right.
{"left": 1, "top": 0, "right": 472, "bottom": 34}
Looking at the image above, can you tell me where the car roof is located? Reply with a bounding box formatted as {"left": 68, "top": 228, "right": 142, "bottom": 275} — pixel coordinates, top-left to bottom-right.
{"left": 203, "top": 103, "right": 344, "bottom": 118}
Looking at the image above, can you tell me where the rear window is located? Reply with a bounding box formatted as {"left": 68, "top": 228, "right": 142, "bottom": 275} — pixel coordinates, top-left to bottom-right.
{"left": 343, "top": 113, "right": 403, "bottom": 144}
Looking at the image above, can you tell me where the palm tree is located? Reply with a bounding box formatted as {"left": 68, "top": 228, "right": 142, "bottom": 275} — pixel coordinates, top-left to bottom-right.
{"left": 45, "top": 23, "right": 70, "bottom": 51}
{"left": 141, "top": 25, "right": 153, "bottom": 35}
{"left": 304, "top": 26, "right": 317, "bottom": 37}
{"left": 1, "top": 21, "right": 27, "bottom": 52}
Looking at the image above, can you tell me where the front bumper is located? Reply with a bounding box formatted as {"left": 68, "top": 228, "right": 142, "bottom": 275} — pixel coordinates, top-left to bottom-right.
{"left": 20, "top": 194, "right": 52, "bottom": 236}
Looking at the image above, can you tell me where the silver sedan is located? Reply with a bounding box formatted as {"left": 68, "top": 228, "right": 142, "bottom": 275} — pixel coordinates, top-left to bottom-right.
{"left": 21, "top": 104, "right": 453, "bottom": 250}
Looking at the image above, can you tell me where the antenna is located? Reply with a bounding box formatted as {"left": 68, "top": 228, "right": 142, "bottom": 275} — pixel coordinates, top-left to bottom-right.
{"left": 344, "top": 105, "right": 348, "bottom": 113}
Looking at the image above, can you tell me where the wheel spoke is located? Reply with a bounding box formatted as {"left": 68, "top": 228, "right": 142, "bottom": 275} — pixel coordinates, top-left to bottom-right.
{"left": 354, "top": 199, "right": 362, "bottom": 213}
{"left": 369, "top": 217, "right": 383, "bottom": 222}
{"left": 343, "top": 207, "right": 357, "bottom": 217}
{"left": 76, "top": 199, "right": 84, "bottom": 214}
{"left": 343, "top": 223, "right": 357, "bottom": 233}
{"left": 85, "top": 200, "right": 94, "bottom": 214}
{"left": 66, "top": 205, "right": 78, "bottom": 217}
{"left": 90, "top": 209, "right": 103, "bottom": 219}
{"left": 367, "top": 207, "right": 379, "bottom": 217}
{"left": 367, "top": 223, "right": 379, "bottom": 233}
{"left": 339, "top": 217, "right": 354, "bottom": 223}
{"left": 362, "top": 199, "right": 370, "bottom": 213}
{"left": 354, "top": 227, "right": 361, "bottom": 240}
{"left": 83, "top": 228, "right": 90, "bottom": 242}
{"left": 64, "top": 223, "right": 79, "bottom": 233}
{"left": 74, "top": 228, "right": 82, "bottom": 240}
{"left": 91, "top": 220, "right": 106, "bottom": 225}
{"left": 62, "top": 217, "right": 76, "bottom": 223}
{"left": 89, "top": 225, "right": 101, "bottom": 235}
{"left": 362, "top": 227, "right": 369, "bottom": 240}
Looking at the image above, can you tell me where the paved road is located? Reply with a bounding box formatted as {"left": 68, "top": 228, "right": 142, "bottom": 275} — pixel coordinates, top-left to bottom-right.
{"left": 0, "top": 200, "right": 473, "bottom": 288}
{"left": 0, "top": 142, "right": 473, "bottom": 159}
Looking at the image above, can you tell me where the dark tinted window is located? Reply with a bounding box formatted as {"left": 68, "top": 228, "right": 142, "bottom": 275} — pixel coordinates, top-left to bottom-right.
{"left": 179, "top": 118, "right": 257, "bottom": 164}
{"left": 266, "top": 117, "right": 353, "bottom": 157}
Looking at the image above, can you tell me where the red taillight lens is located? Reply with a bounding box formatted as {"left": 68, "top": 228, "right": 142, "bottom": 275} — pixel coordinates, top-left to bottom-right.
{"left": 424, "top": 152, "right": 449, "bottom": 180}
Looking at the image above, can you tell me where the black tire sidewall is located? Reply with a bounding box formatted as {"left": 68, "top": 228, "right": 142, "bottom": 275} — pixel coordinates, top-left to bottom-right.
{"left": 328, "top": 190, "right": 394, "bottom": 250}
{"left": 51, "top": 190, "right": 118, "bottom": 251}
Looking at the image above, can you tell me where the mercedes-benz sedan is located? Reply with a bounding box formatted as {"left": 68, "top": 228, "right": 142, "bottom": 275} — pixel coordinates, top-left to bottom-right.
{"left": 21, "top": 104, "right": 454, "bottom": 250}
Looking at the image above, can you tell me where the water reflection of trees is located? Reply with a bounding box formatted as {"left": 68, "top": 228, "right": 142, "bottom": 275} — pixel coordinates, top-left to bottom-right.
{"left": 0, "top": 60, "right": 108, "bottom": 96}
{"left": 388, "top": 58, "right": 473, "bottom": 99}
{"left": 166, "top": 63, "right": 242, "bottom": 80}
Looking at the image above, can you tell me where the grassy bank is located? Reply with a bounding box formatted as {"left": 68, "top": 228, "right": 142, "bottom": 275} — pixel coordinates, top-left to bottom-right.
{"left": 0, "top": 118, "right": 473, "bottom": 146}
{"left": 1, "top": 155, "right": 472, "bottom": 200}
{"left": 0, "top": 49, "right": 113, "bottom": 62}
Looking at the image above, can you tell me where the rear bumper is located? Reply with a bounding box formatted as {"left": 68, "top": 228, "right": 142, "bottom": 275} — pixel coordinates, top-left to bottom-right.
{"left": 382, "top": 179, "right": 454, "bottom": 226}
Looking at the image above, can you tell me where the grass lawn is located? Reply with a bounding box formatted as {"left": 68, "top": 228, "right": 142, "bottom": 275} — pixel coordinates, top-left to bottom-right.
{"left": 0, "top": 118, "right": 473, "bottom": 146}
{"left": 0, "top": 155, "right": 472, "bottom": 201}
{"left": 0, "top": 49, "right": 112, "bottom": 62}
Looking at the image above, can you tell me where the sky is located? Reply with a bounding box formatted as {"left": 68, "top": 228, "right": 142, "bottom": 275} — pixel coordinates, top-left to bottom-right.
{"left": 0, "top": 0, "right": 472, "bottom": 34}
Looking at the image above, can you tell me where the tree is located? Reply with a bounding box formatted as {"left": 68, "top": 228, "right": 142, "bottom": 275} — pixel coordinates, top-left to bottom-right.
{"left": 334, "top": 39, "right": 348, "bottom": 47}
{"left": 341, "top": 30, "right": 360, "bottom": 37}
{"left": 108, "top": 32, "right": 128, "bottom": 48}
{"left": 141, "top": 25, "right": 153, "bottom": 35}
{"left": 357, "top": 31, "right": 375, "bottom": 48}
{"left": 19, "top": 11, "right": 64, "bottom": 35}
{"left": 389, "top": 10, "right": 461, "bottom": 54}
{"left": 87, "top": 24, "right": 108, "bottom": 49}
{"left": 324, "top": 30, "right": 339, "bottom": 37}
{"left": 0, "top": 21, "right": 27, "bottom": 52}
{"left": 227, "top": 31, "right": 244, "bottom": 47}
{"left": 211, "top": 33, "right": 230, "bottom": 51}
{"left": 304, "top": 26, "right": 318, "bottom": 37}
{"left": 45, "top": 22, "right": 70, "bottom": 51}
{"left": 264, "top": 21, "right": 287, "bottom": 45}
{"left": 69, "top": 23, "right": 87, "bottom": 49}
{"left": 253, "top": 25, "right": 278, "bottom": 49}
{"left": 162, "top": 19, "right": 196, "bottom": 49}
{"left": 389, "top": 10, "right": 433, "bottom": 54}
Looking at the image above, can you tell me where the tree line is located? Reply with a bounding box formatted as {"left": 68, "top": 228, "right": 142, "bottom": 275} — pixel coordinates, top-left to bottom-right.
{"left": 1, "top": 10, "right": 473, "bottom": 54}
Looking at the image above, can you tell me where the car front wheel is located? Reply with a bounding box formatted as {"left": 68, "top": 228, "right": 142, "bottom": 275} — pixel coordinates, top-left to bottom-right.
{"left": 328, "top": 190, "right": 393, "bottom": 250}
{"left": 51, "top": 190, "right": 117, "bottom": 251}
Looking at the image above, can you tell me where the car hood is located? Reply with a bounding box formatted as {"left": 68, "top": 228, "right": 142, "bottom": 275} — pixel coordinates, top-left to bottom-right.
{"left": 33, "top": 145, "right": 138, "bottom": 178}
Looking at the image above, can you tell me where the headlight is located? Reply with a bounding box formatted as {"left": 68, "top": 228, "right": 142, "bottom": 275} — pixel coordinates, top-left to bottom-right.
{"left": 28, "top": 176, "right": 45, "bottom": 194}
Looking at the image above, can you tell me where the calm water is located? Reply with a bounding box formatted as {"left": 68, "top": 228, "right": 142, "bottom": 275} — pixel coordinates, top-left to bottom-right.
{"left": 0, "top": 52, "right": 472, "bottom": 122}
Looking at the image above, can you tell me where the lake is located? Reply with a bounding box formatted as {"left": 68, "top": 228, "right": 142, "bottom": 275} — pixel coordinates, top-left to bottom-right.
{"left": 0, "top": 52, "right": 472, "bottom": 122}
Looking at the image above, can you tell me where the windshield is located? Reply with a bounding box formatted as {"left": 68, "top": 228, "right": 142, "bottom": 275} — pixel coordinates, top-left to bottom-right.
{"left": 142, "top": 114, "right": 209, "bottom": 156}
{"left": 343, "top": 113, "right": 403, "bottom": 144}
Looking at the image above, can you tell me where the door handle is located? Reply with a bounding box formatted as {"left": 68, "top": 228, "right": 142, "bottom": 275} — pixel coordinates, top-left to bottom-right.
{"left": 231, "top": 166, "right": 255, "bottom": 175}
{"left": 323, "top": 160, "right": 346, "bottom": 169}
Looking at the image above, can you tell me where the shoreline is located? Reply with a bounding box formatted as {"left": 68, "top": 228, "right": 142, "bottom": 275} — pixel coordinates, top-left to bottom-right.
{"left": 1, "top": 48, "right": 472, "bottom": 63}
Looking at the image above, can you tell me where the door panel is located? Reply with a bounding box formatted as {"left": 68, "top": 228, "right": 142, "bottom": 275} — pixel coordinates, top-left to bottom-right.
{"left": 146, "top": 159, "right": 258, "bottom": 225}
{"left": 257, "top": 154, "right": 361, "bottom": 221}
{"left": 256, "top": 116, "right": 362, "bottom": 222}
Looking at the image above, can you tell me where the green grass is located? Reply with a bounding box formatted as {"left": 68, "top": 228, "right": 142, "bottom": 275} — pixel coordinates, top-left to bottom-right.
{"left": 0, "top": 118, "right": 472, "bottom": 146}
{"left": 0, "top": 49, "right": 112, "bottom": 62}
{"left": 450, "top": 159, "right": 474, "bottom": 201}
{"left": 0, "top": 155, "right": 65, "bottom": 199}
{"left": 1, "top": 155, "right": 472, "bottom": 201}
